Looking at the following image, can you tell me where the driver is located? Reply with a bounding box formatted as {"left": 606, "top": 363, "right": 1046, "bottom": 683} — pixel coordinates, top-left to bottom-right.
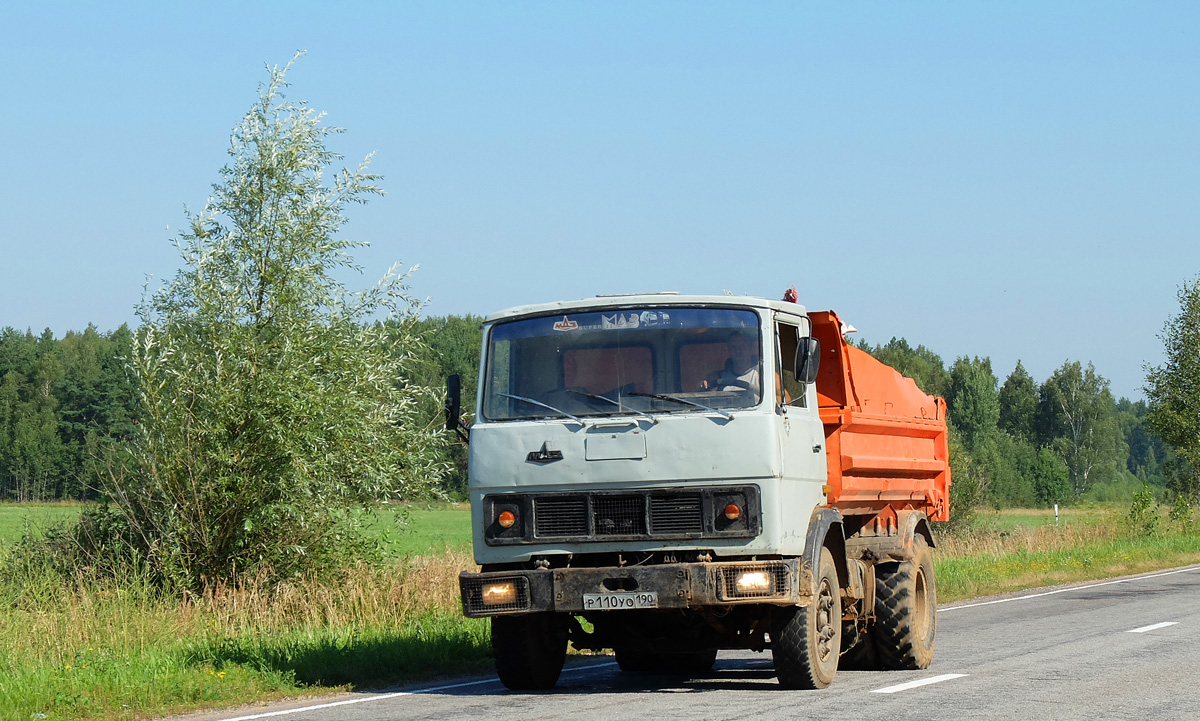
{"left": 700, "top": 330, "right": 760, "bottom": 395}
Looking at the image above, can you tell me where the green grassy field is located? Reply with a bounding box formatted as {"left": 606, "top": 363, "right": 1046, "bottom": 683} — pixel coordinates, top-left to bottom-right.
{"left": 970, "top": 506, "right": 1107, "bottom": 533}
{"left": 0, "top": 502, "right": 473, "bottom": 558}
{"left": 0, "top": 503, "right": 84, "bottom": 545}
{"left": 358, "top": 503, "right": 472, "bottom": 557}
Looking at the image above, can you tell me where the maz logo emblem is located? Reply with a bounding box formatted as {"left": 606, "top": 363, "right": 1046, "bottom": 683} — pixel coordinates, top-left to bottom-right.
{"left": 526, "top": 442, "right": 564, "bottom": 464}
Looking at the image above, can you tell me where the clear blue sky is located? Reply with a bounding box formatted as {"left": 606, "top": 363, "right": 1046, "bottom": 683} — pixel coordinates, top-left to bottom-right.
{"left": 2, "top": 1, "right": 1197, "bottom": 400}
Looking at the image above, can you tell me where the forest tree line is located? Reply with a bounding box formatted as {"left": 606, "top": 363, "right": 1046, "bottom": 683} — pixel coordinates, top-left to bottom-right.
{"left": 0, "top": 315, "right": 1184, "bottom": 510}
{"left": 0, "top": 325, "right": 136, "bottom": 501}
{"left": 857, "top": 338, "right": 1182, "bottom": 517}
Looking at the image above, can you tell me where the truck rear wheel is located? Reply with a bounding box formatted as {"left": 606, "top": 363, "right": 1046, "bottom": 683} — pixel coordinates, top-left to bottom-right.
{"left": 491, "top": 613, "right": 567, "bottom": 690}
{"left": 770, "top": 547, "right": 841, "bottom": 689}
{"left": 615, "top": 647, "right": 718, "bottom": 674}
{"left": 872, "top": 536, "right": 936, "bottom": 670}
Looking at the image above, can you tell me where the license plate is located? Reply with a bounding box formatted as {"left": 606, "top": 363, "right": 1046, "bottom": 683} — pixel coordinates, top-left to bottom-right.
{"left": 582, "top": 592, "right": 658, "bottom": 610}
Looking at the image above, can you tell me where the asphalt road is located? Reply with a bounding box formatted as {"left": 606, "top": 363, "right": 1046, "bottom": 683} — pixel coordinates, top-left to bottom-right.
{"left": 186, "top": 565, "right": 1200, "bottom": 721}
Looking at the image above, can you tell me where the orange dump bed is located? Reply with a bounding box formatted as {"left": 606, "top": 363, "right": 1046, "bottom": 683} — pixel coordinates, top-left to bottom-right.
{"left": 809, "top": 311, "right": 951, "bottom": 522}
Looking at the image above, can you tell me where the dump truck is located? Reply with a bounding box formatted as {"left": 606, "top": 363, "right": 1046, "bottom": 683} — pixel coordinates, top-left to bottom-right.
{"left": 450, "top": 293, "right": 950, "bottom": 690}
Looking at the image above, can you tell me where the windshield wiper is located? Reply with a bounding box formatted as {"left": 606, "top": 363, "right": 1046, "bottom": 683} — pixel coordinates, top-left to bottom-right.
{"left": 566, "top": 389, "right": 657, "bottom": 424}
{"left": 498, "top": 393, "right": 585, "bottom": 426}
{"left": 629, "top": 392, "right": 734, "bottom": 420}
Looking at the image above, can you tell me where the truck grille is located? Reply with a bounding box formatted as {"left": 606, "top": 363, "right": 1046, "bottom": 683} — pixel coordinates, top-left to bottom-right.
{"left": 649, "top": 494, "right": 703, "bottom": 534}
{"left": 594, "top": 495, "right": 646, "bottom": 536}
{"left": 489, "top": 486, "right": 759, "bottom": 545}
{"left": 535, "top": 497, "right": 588, "bottom": 537}
{"left": 531, "top": 491, "right": 702, "bottom": 539}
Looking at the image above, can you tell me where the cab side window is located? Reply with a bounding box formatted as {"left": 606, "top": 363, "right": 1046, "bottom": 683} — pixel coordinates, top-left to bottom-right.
{"left": 775, "top": 322, "right": 806, "bottom": 407}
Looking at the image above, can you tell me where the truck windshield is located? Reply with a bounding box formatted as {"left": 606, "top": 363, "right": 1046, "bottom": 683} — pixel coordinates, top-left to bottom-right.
{"left": 482, "top": 307, "right": 763, "bottom": 421}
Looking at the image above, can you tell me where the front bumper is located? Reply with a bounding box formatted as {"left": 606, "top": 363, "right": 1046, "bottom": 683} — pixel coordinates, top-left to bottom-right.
{"left": 460, "top": 559, "right": 803, "bottom": 617}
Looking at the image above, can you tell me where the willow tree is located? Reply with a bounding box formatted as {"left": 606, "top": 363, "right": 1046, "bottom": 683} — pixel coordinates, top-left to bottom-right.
{"left": 95, "top": 56, "right": 445, "bottom": 589}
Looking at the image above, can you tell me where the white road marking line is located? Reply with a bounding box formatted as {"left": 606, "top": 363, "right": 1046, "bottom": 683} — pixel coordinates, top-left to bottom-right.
{"left": 214, "top": 662, "right": 619, "bottom": 721}
{"left": 1128, "top": 621, "right": 1179, "bottom": 634}
{"left": 871, "top": 673, "right": 967, "bottom": 694}
{"left": 938, "top": 565, "right": 1200, "bottom": 613}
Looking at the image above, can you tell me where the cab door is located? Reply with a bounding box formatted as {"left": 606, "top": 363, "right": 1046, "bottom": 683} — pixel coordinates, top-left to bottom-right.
{"left": 773, "top": 315, "right": 828, "bottom": 545}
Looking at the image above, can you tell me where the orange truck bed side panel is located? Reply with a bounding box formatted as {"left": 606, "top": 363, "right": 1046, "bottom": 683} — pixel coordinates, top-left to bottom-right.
{"left": 809, "top": 311, "right": 952, "bottom": 522}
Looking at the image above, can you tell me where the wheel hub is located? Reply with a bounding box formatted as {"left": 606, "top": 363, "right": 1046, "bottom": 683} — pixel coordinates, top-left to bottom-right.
{"left": 816, "top": 578, "right": 837, "bottom": 662}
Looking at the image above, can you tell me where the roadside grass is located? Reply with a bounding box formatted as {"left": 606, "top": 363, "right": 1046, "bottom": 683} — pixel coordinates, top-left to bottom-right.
{"left": 0, "top": 550, "right": 486, "bottom": 721}
{"left": 1, "top": 502, "right": 1198, "bottom": 721}
{"left": 933, "top": 509, "right": 1200, "bottom": 603}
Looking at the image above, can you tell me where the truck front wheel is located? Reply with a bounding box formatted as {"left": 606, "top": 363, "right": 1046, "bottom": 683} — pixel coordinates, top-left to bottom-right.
{"left": 491, "top": 613, "right": 568, "bottom": 690}
{"left": 873, "top": 535, "right": 936, "bottom": 670}
{"left": 770, "top": 547, "right": 841, "bottom": 689}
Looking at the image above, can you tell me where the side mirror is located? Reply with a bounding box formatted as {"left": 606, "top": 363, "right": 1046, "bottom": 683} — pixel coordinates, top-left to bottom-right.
{"left": 445, "top": 374, "right": 462, "bottom": 433}
{"left": 795, "top": 337, "right": 821, "bottom": 384}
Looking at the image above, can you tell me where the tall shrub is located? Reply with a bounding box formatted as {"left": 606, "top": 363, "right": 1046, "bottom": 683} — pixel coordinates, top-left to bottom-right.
{"left": 89, "top": 56, "right": 445, "bottom": 589}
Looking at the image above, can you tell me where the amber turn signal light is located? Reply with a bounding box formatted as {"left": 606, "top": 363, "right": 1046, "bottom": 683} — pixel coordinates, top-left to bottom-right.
{"left": 497, "top": 510, "right": 516, "bottom": 529}
{"left": 723, "top": 504, "right": 741, "bottom": 521}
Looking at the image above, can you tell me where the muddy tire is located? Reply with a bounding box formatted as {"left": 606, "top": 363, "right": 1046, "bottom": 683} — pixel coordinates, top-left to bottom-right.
{"left": 770, "top": 547, "right": 841, "bottom": 689}
{"left": 872, "top": 536, "right": 936, "bottom": 670}
{"left": 492, "top": 613, "right": 567, "bottom": 690}
{"left": 615, "top": 647, "right": 718, "bottom": 674}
